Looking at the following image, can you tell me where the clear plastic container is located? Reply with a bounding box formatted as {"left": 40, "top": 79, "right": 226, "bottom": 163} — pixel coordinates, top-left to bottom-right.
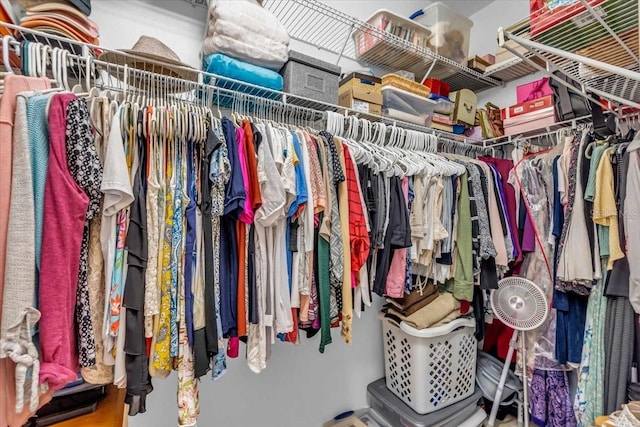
{"left": 323, "top": 408, "right": 391, "bottom": 427}
{"left": 433, "top": 98, "right": 454, "bottom": 115}
{"left": 354, "top": 10, "right": 432, "bottom": 57}
{"left": 412, "top": 2, "right": 473, "bottom": 64}
{"left": 353, "top": 10, "right": 432, "bottom": 78}
{"left": 381, "top": 85, "right": 437, "bottom": 127}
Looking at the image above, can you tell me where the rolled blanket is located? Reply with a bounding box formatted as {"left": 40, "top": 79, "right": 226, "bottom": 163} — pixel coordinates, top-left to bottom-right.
{"left": 203, "top": 0, "right": 289, "bottom": 70}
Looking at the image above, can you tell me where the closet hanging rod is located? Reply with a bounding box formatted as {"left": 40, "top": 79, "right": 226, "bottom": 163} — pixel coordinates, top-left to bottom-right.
{"left": 482, "top": 110, "right": 640, "bottom": 149}
{"left": 5, "top": 33, "right": 477, "bottom": 148}
{"left": 480, "top": 114, "right": 593, "bottom": 148}
{"left": 0, "top": 22, "right": 485, "bottom": 148}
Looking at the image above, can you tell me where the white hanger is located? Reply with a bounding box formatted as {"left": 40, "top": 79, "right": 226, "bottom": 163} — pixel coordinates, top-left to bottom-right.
{"left": 2, "top": 35, "right": 16, "bottom": 74}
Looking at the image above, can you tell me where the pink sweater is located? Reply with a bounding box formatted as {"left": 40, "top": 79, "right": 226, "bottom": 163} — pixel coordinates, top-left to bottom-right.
{"left": 38, "top": 93, "right": 86, "bottom": 390}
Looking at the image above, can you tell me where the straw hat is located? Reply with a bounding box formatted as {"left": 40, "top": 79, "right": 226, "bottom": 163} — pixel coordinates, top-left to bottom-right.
{"left": 100, "top": 35, "right": 197, "bottom": 81}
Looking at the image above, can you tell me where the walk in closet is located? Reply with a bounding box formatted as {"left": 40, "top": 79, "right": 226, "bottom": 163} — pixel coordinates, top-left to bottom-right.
{"left": 0, "top": 0, "right": 639, "bottom": 426}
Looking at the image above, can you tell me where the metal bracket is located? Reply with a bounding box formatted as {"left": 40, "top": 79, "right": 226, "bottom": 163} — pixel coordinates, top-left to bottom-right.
{"left": 497, "top": 27, "right": 506, "bottom": 48}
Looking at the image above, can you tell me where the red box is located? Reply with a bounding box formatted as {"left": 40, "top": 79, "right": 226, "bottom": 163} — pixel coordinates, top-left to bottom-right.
{"left": 530, "top": 0, "right": 604, "bottom": 37}
{"left": 516, "top": 77, "right": 553, "bottom": 103}
{"left": 423, "top": 78, "right": 450, "bottom": 98}
{"left": 502, "top": 95, "right": 554, "bottom": 120}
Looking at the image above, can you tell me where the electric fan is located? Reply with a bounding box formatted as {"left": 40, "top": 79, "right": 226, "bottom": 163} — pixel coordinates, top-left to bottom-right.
{"left": 487, "top": 277, "right": 549, "bottom": 427}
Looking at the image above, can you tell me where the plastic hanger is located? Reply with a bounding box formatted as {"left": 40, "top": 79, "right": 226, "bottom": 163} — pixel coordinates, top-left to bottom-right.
{"left": 2, "top": 35, "right": 17, "bottom": 74}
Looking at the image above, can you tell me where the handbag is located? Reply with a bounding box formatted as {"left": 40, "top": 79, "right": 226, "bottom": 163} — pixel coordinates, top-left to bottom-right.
{"left": 477, "top": 103, "right": 504, "bottom": 139}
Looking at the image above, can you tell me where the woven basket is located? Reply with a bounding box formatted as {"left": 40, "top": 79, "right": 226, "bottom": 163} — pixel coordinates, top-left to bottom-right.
{"left": 381, "top": 74, "right": 431, "bottom": 98}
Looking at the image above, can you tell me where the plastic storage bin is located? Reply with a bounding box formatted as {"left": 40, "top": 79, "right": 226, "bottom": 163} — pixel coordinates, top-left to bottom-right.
{"left": 381, "top": 85, "right": 437, "bottom": 127}
{"left": 323, "top": 408, "right": 390, "bottom": 427}
{"left": 382, "top": 317, "right": 477, "bottom": 415}
{"left": 433, "top": 97, "right": 454, "bottom": 115}
{"left": 281, "top": 50, "right": 341, "bottom": 105}
{"left": 423, "top": 78, "right": 450, "bottom": 98}
{"left": 411, "top": 2, "right": 473, "bottom": 64}
{"left": 368, "top": 378, "right": 484, "bottom": 427}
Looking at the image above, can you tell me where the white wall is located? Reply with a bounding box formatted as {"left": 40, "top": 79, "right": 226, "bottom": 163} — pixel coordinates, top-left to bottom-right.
{"left": 467, "top": 0, "right": 544, "bottom": 107}
{"left": 90, "top": 3, "right": 390, "bottom": 426}
{"left": 88, "top": 1, "right": 530, "bottom": 426}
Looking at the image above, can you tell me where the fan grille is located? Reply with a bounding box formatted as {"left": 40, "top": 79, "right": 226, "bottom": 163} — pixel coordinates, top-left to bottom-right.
{"left": 490, "top": 277, "right": 548, "bottom": 331}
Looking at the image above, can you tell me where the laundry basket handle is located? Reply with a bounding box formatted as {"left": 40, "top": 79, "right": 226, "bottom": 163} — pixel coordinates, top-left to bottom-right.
{"left": 399, "top": 317, "right": 475, "bottom": 338}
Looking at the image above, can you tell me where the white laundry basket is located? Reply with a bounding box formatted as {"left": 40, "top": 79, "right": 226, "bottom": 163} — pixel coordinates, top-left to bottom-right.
{"left": 382, "top": 317, "right": 477, "bottom": 415}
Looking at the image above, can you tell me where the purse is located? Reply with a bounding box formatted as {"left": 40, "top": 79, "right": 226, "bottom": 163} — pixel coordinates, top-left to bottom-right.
{"left": 476, "top": 103, "right": 504, "bottom": 139}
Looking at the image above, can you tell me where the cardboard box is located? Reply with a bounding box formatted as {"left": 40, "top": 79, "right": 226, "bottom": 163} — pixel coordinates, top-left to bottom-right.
{"left": 467, "top": 55, "right": 492, "bottom": 73}
{"left": 432, "top": 113, "right": 453, "bottom": 125}
{"left": 339, "top": 88, "right": 383, "bottom": 115}
{"left": 482, "top": 54, "right": 496, "bottom": 65}
{"left": 530, "top": 0, "right": 604, "bottom": 37}
{"left": 430, "top": 122, "right": 454, "bottom": 133}
{"left": 516, "top": 77, "right": 553, "bottom": 103}
{"left": 502, "top": 95, "right": 555, "bottom": 120}
{"left": 503, "top": 106, "right": 556, "bottom": 135}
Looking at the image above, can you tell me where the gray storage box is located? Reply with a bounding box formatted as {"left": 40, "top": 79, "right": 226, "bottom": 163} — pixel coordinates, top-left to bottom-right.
{"left": 367, "top": 378, "right": 483, "bottom": 427}
{"left": 281, "top": 51, "right": 341, "bottom": 105}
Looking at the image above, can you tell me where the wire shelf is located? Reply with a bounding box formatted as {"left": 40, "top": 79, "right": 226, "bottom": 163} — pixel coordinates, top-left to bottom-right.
{"left": 485, "top": 54, "right": 542, "bottom": 82}
{"left": 0, "top": 22, "right": 490, "bottom": 149}
{"left": 181, "top": 0, "right": 208, "bottom": 7}
{"left": 181, "top": 0, "right": 536, "bottom": 90}
{"left": 262, "top": 0, "right": 503, "bottom": 92}
{"left": 502, "top": 0, "right": 640, "bottom": 107}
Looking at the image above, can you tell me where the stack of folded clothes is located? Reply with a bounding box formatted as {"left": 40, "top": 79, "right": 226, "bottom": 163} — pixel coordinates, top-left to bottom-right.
{"left": 202, "top": 0, "right": 289, "bottom": 94}
{"left": 20, "top": 0, "right": 99, "bottom": 46}
{"left": 382, "top": 283, "right": 470, "bottom": 329}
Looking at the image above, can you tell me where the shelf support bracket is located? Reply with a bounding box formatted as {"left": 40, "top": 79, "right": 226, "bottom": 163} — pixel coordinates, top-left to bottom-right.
{"left": 336, "top": 23, "right": 354, "bottom": 66}
{"left": 421, "top": 57, "right": 438, "bottom": 84}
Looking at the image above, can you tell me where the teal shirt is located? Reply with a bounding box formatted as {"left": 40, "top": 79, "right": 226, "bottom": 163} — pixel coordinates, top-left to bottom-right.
{"left": 27, "top": 94, "right": 51, "bottom": 272}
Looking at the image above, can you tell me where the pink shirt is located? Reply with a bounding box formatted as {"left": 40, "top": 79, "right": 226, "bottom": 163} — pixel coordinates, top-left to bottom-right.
{"left": 39, "top": 93, "right": 86, "bottom": 391}
{"left": 0, "top": 75, "right": 51, "bottom": 427}
{"left": 237, "top": 126, "right": 253, "bottom": 224}
{"left": 386, "top": 177, "right": 410, "bottom": 298}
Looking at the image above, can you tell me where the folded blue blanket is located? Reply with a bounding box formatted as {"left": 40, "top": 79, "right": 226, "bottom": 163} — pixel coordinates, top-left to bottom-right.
{"left": 202, "top": 53, "right": 283, "bottom": 92}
